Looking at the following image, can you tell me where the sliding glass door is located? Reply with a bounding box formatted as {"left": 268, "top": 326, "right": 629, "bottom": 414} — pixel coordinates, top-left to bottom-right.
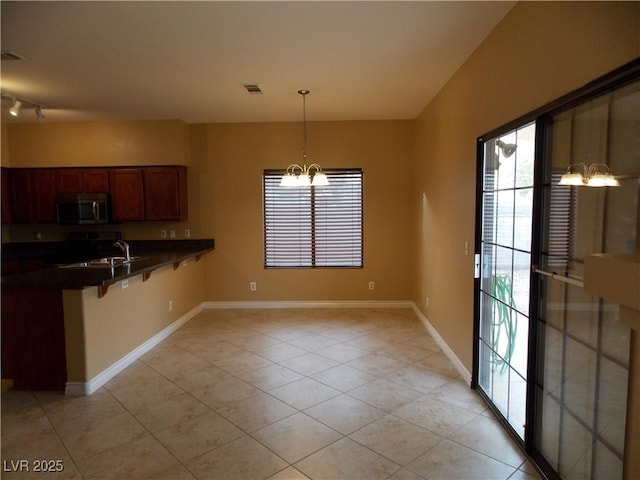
{"left": 474, "top": 67, "right": 638, "bottom": 480}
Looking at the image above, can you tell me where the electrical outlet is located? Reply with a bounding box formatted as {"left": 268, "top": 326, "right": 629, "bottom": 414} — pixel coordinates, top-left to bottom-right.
{"left": 426, "top": 297, "right": 430, "bottom": 308}
{"left": 170, "top": 230, "right": 176, "bottom": 238}
{"left": 368, "top": 281, "right": 375, "bottom": 290}
{"left": 184, "top": 228, "right": 191, "bottom": 238}
{"left": 161, "top": 229, "right": 167, "bottom": 238}
{"left": 169, "top": 300, "right": 173, "bottom": 311}
{"left": 464, "top": 241, "right": 469, "bottom": 256}
{"left": 121, "top": 280, "right": 128, "bottom": 289}
{"left": 250, "top": 282, "right": 257, "bottom": 291}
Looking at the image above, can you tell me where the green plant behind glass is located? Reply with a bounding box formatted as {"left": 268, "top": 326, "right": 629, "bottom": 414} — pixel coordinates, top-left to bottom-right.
{"left": 490, "top": 274, "right": 517, "bottom": 373}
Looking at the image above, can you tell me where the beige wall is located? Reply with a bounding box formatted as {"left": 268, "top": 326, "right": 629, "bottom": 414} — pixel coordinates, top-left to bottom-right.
{"left": 190, "top": 120, "right": 414, "bottom": 301}
{"left": 412, "top": 1, "right": 640, "bottom": 372}
{"left": 62, "top": 257, "right": 206, "bottom": 382}
{"left": 1, "top": 123, "right": 8, "bottom": 167}
{"left": 5, "top": 119, "right": 190, "bottom": 168}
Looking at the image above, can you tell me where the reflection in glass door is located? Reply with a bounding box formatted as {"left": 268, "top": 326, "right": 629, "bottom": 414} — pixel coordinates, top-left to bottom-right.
{"left": 476, "top": 122, "right": 536, "bottom": 439}
{"left": 532, "top": 80, "right": 637, "bottom": 480}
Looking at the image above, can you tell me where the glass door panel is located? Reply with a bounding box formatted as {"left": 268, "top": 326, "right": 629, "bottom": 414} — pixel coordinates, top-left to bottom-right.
{"left": 532, "top": 80, "right": 637, "bottom": 480}
{"left": 477, "top": 122, "right": 536, "bottom": 440}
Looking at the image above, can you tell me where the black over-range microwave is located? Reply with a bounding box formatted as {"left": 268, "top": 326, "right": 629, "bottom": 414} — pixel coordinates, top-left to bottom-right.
{"left": 56, "top": 193, "right": 111, "bottom": 225}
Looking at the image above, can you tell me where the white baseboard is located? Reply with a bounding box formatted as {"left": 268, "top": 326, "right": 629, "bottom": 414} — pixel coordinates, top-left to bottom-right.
{"left": 411, "top": 303, "right": 472, "bottom": 386}
{"left": 202, "top": 300, "right": 414, "bottom": 309}
{"left": 65, "top": 303, "right": 205, "bottom": 396}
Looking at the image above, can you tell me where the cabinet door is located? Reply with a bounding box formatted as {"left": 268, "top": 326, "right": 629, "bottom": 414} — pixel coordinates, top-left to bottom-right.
{"left": 31, "top": 170, "right": 56, "bottom": 222}
{"left": 143, "top": 166, "right": 188, "bottom": 221}
{"left": 2, "top": 288, "right": 67, "bottom": 390}
{"left": 1, "top": 168, "right": 12, "bottom": 224}
{"left": 109, "top": 168, "right": 144, "bottom": 221}
{"left": 82, "top": 169, "right": 109, "bottom": 193}
{"left": 10, "top": 169, "right": 34, "bottom": 223}
{"left": 55, "top": 169, "right": 84, "bottom": 193}
{"left": 56, "top": 168, "right": 109, "bottom": 193}
{"left": 11, "top": 169, "right": 56, "bottom": 223}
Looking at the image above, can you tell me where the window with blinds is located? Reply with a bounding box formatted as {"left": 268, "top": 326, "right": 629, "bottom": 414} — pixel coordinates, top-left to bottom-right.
{"left": 263, "top": 168, "right": 363, "bottom": 268}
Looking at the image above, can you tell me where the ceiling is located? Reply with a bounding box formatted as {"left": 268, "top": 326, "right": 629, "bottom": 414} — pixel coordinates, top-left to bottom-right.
{"left": 1, "top": 1, "right": 514, "bottom": 124}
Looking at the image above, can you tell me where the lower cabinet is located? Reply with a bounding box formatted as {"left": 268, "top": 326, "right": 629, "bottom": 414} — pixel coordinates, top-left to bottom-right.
{"left": 1, "top": 288, "right": 67, "bottom": 390}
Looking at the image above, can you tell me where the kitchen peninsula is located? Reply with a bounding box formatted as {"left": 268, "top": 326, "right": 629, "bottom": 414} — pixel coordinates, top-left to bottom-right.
{"left": 2, "top": 238, "right": 214, "bottom": 395}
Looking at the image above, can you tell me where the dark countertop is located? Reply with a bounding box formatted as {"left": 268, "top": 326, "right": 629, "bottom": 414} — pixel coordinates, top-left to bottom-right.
{"left": 1, "top": 239, "right": 214, "bottom": 289}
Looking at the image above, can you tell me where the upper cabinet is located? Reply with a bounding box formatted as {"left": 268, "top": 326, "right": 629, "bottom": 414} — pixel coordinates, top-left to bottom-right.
{"left": 8, "top": 169, "right": 33, "bottom": 223}
{"left": 1, "top": 168, "right": 12, "bottom": 224}
{"left": 144, "top": 166, "right": 188, "bottom": 221}
{"left": 9, "top": 169, "right": 56, "bottom": 223}
{"left": 109, "top": 168, "right": 145, "bottom": 222}
{"left": 31, "top": 170, "right": 57, "bottom": 222}
{"left": 109, "top": 166, "right": 188, "bottom": 222}
{"left": 2, "top": 166, "right": 188, "bottom": 224}
{"left": 55, "top": 168, "right": 110, "bottom": 193}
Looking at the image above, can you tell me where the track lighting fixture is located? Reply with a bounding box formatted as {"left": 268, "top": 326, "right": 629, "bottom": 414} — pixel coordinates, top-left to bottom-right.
{"left": 1, "top": 91, "right": 46, "bottom": 121}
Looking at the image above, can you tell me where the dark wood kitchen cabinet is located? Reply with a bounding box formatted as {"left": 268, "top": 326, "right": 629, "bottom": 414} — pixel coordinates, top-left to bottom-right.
{"left": 9, "top": 169, "right": 34, "bottom": 223}
{"left": 83, "top": 169, "right": 110, "bottom": 192}
{"left": 144, "top": 166, "right": 188, "bottom": 221}
{"left": 1, "top": 168, "right": 12, "bottom": 224}
{"left": 3, "top": 165, "right": 187, "bottom": 224}
{"left": 109, "top": 168, "right": 145, "bottom": 221}
{"left": 1, "top": 287, "right": 67, "bottom": 390}
{"left": 9, "top": 168, "right": 56, "bottom": 223}
{"left": 55, "top": 168, "right": 109, "bottom": 193}
{"left": 31, "top": 170, "right": 57, "bottom": 222}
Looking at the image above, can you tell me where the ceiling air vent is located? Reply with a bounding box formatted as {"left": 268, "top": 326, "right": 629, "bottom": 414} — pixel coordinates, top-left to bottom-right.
{"left": 1, "top": 51, "right": 25, "bottom": 61}
{"left": 243, "top": 84, "right": 263, "bottom": 94}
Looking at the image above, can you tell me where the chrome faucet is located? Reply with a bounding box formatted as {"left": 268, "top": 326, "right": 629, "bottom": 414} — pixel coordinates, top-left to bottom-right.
{"left": 114, "top": 240, "right": 131, "bottom": 263}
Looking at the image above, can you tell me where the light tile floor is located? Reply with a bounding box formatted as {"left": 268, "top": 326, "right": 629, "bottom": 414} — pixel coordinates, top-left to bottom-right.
{"left": 1, "top": 308, "right": 543, "bottom": 479}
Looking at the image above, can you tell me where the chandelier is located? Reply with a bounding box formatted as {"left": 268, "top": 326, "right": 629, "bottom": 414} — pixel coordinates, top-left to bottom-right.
{"left": 280, "top": 90, "right": 329, "bottom": 187}
{"left": 558, "top": 163, "right": 620, "bottom": 187}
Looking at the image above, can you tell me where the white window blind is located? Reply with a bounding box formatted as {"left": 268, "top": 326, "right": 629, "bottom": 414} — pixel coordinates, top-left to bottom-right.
{"left": 264, "top": 169, "right": 363, "bottom": 268}
{"left": 546, "top": 172, "right": 575, "bottom": 272}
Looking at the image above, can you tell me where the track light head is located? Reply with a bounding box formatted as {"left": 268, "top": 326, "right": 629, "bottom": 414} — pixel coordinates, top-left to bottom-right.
{"left": 9, "top": 99, "right": 22, "bottom": 116}
{"left": 35, "top": 107, "right": 46, "bottom": 122}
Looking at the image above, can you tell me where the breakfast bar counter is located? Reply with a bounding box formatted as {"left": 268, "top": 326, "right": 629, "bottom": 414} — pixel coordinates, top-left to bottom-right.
{"left": 2, "top": 239, "right": 214, "bottom": 292}
{"left": 1, "top": 238, "right": 214, "bottom": 392}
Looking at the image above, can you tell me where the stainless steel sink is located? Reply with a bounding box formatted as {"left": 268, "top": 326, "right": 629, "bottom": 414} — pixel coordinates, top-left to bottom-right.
{"left": 61, "top": 256, "right": 145, "bottom": 268}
